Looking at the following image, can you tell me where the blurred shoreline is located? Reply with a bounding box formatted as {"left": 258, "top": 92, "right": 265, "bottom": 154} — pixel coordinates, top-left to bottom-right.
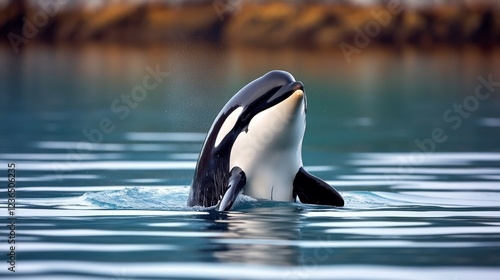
{"left": 0, "top": 0, "right": 499, "bottom": 51}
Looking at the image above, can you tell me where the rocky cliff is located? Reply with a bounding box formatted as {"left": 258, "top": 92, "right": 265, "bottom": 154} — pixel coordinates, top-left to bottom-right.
{"left": 1, "top": 0, "right": 498, "bottom": 49}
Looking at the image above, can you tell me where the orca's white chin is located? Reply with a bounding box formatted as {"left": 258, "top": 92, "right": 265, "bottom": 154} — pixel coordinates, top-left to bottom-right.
{"left": 280, "top": 89, "right": 306, "bottom": 119}
{"left": 293, "top": 89, "right": 304, "bottom": 98}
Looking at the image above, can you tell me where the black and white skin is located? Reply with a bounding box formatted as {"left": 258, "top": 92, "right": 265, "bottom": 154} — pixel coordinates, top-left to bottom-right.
{"left": 188, "top": 70, "right": 344, "bottom": 211}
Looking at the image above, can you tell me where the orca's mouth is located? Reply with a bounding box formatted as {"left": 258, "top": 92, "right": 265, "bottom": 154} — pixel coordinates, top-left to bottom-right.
{"left": 240, "top": 81, "right": 304, "bottom": 123}
{"left": 267, "top": 81, "right": 304, "bottom": 103}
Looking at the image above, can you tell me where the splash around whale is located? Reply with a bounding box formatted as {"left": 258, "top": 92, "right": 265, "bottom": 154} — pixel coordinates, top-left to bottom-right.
{"left": 188, "top": 70, "right": 344, "bottom": 211}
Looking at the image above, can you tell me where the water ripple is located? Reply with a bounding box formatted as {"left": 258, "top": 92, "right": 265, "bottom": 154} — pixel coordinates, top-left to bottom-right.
{"left": 19, "top": 242, "right": 178, "bottom": 252}
{"left": 1, "top": 262, "right": 498, "bottom": 280}
{"left": 124, "top": 132, "right": 206, "bottom": 142}
{"left": 0, "top": 160, "right": 196, "bottom": 171}
{"left": 325, "top": 226, "right": 500, "bottom": 235}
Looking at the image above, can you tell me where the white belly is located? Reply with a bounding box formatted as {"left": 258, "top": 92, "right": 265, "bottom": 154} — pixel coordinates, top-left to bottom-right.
{"left": 241, "top": 152, "right": 300, "bottom": 201}
{"left": 229, "top": 90, "right": 306, "bottom": 201}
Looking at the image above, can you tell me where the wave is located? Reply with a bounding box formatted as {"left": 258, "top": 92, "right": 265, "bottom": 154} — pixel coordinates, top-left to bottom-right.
{"left": 16, "top": 185, "right": 500, "bottom": 212}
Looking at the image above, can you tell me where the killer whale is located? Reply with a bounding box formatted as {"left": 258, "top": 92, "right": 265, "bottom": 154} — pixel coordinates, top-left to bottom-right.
{"left": 187, "top": 70, "right": 344, "bottom": 210}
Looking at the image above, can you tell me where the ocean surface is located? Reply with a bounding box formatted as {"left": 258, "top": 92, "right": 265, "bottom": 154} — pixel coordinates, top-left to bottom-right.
{"left": 1, "top": 43, "right": 500, "bottom": 279}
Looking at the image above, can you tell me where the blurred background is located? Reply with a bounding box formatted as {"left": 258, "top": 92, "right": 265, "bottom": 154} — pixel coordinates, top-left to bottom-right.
{"left": 1, "top": 0, "right": 500, "bottom": 47}
{"left": 1, "top": 0, "right": 499, "bottom": 153}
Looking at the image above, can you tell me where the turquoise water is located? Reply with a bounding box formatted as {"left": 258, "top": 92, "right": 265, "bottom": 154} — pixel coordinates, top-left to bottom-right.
{"left": 1, "top": 44, "right": 500, "bottom": 279}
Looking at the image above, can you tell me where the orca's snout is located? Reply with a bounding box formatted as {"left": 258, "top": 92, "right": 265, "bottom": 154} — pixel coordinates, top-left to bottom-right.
{"left": 292, "top": 81, "right": 304, "bottom": 92}
{"left": 291, "top": 83, "right": 306, "bottom": 113}
{"left": 284, "top": 81, "right": 304, "bottom": 94}
{"left": 293, "top": 89, "right": 304, "bottom": 98}
{"left": 268, "top": 81, "right": 304, "bottom": 104}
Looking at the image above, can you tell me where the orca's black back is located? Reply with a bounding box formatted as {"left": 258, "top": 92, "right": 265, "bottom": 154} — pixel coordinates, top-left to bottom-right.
{"left": 187, "top": 110, "right": 235, "bottom": 207}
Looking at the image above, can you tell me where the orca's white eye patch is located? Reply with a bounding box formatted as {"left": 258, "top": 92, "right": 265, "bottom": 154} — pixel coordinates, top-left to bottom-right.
{"left": 215, "top": 107, "right": 243, "bottom": 147}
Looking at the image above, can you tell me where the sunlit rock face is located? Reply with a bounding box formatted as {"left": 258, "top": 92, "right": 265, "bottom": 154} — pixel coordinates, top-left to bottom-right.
{"left": 0, "top": 0, "right": 499, "bottom": 47}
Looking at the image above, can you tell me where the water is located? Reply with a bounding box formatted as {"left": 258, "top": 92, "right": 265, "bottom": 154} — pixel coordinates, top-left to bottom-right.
{"left": 1, "top": 43, "right": 500, "bottom": 279}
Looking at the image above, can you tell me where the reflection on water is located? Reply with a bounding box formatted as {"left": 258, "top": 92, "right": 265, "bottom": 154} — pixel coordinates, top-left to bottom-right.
{"left": 211, "top": 207, "right": 301, "bottom": 266}
{"left": 0, "top": 43, "right": 500, "bottom": 279}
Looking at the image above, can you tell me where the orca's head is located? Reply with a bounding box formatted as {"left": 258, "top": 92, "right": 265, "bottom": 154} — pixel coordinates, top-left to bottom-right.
{"left": 215, "top": 70, "right": 307, "bottom": 157}
{"left": 229, "top": 70, "right": 306, "bottom": 124}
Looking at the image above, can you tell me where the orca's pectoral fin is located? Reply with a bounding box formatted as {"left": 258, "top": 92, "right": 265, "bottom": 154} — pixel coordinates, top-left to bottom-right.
{"left": 218, "top": 166, "right": 246, "bottom": 211}
{"left": 293, "top": 167, "right": 344, "bottom": 207}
